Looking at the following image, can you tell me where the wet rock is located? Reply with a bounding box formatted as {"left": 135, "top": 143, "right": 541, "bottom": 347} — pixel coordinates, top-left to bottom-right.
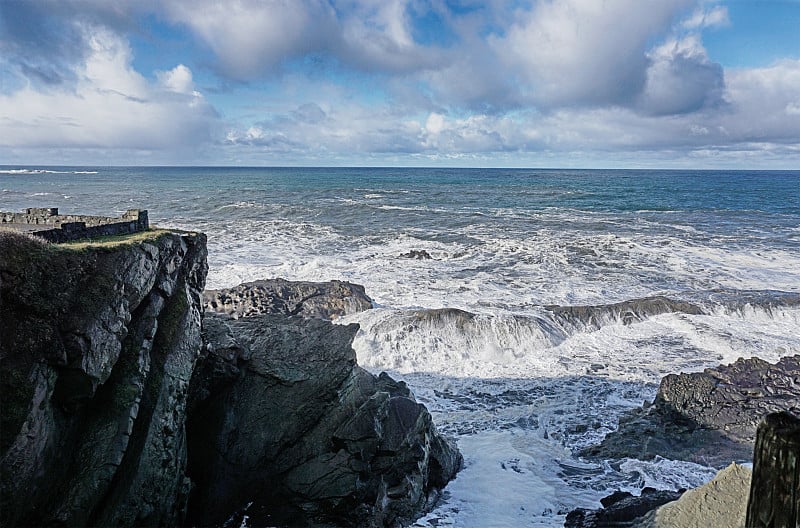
{"left": 187, "top": 313, "right": 462, "bottom": 527}
{"left": 582, "top": 355, "right": 800, "bottom": 467}
{"left": 547, "top": 296, "right": 704, "bottom": 331}
{"left": 564, "top": 487, "right": 684, "bottom": 528}
{"left": 204, "top": 278, "right": 373, "bottom": 320}
{"left": 400, "top": 249, "right": 432, "bottom": 260}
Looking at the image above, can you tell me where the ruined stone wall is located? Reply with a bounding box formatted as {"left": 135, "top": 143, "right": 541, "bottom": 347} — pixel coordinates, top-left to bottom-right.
{"left": 0, "top": 208, "right": 149, "bottom": 242}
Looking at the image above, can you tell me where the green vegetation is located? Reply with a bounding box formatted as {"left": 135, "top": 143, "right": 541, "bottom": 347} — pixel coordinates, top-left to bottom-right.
{"left": 57, "top": 228, "right": 174, "bottom": 250}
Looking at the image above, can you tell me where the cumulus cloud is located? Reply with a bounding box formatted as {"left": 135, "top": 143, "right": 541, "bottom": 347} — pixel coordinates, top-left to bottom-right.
{"left": 157, "top": 64, "right": 195, "bottom": 94}
{"left": 0, "top": 26, "right": 216, "bottom": 151}
{"left": 491, "top": 0, "right": 695, "bottom": 106}
{"left": 638, "top": 34, "right": 725, "bottom": 115}
{"left": 160, "top": 0, "right": 338, "bottom": 80}
{"left": 335, "top": 0, "right": 447, "bottom": 72}
{"left": 157, "top": 0, "right": 446, "bottom": 80}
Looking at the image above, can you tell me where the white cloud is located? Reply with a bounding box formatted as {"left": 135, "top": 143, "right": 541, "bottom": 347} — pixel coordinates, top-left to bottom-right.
{"left": 425, "top": 113, "right": 445, "bottom": 135}
{"left": 492, "top": 0, "right": 695, "bottom": 106}
{"left": 0, "top": 26, "right": 216, "bottom": 151}
{"left": 161, "top": 0, "right": 338, "bottom": 80}
{"left": 638, "top": 34, "right": 724, "bottom": 115}
{"left": 157, "top": 64, "right": 194, "bottom": 94}
{"left": 721, "top": 59, "right": 800, "bottom": 143}
{"left": 682, "top": 5, "right": 729, "bottom": 30}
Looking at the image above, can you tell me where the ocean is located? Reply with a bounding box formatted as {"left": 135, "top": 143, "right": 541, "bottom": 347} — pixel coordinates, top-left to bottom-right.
{"left": 2, "top": 166, "right": 799, "bottom": 526}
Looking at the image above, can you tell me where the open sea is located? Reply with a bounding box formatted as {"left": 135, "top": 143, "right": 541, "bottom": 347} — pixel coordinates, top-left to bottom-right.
{"left": 2, "top": 166, "right": 799, "bottom": 526}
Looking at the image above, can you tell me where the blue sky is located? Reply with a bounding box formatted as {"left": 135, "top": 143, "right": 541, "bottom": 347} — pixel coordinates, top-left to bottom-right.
{"left": 0, "top": 0, "right": 798, "bottom": 168}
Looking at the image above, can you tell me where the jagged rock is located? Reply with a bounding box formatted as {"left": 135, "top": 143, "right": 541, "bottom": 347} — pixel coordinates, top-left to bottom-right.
{"left": 399, "top": 250, "right": 432, "bottom": 260}
{"left": 1, "top": 232, "right": 460, "bottom": 527}
{"left": 581, "top": 355, "right": 800, "bottom": 467}
{"left": 0, "top": 229, "right": 208, "bottom": 527}
{"left": 187, "top": 313, "right": 462, "bottom": 527}
{"left": 204, "top": 278, "right": 373, "bottom": 320}
{"left": 564, "top": 487, "right": 684, "bottom": 528}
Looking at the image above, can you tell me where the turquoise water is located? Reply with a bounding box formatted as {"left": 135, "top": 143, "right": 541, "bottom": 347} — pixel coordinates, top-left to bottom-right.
{"left": 3, "top": 166, "right": 800, "bottom": 526}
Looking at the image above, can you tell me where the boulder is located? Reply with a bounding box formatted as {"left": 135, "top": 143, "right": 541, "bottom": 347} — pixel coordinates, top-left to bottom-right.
{"left": 564, "top": 488, "right": 684, "bottom": 528}
{"left": 187, "top": 313, "right": 462, "bottom": 527}
{"left": 640, "top": 463, "right": 752, "bottom": 528}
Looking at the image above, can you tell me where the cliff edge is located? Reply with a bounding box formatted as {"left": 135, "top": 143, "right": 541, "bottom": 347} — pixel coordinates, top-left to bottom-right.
{"left": 0, "top": 230, "right": 461, "bottom": 527}
{"left": 1, "top": 229, "right": 208, "bottom": 526}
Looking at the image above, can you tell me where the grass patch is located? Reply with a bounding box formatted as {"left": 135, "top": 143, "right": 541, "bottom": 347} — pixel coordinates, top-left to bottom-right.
{"left": 57, "top": 228, "right": 174, "bottom": 250}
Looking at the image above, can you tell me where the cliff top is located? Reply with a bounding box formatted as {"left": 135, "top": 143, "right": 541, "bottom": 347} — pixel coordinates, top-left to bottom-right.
{"left": 0, "top": 227, "right": 192, "bottom": 251}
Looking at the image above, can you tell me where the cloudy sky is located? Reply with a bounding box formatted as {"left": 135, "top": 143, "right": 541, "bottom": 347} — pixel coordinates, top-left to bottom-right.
{"left": 0, "top": 0, "right": 798, "bottom": 167}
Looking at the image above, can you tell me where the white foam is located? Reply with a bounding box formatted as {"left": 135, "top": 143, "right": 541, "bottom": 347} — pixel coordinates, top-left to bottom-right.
{"left": 167, "top": 201, "right": 800, "bottom": 527}
{"left": 415, "top": 431, "right": 594, "bottom": 527}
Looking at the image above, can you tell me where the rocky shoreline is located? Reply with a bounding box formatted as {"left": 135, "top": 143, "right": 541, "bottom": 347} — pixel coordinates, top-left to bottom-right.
{"left": 568, "top": 355, "right": 799, "bottom": 527}
{"left": 0, "top": 230, "right": 460, "bottom": 527}
{"left": 2, "top": 227, "right": 798, "bottom": 527}
{"left": 581, "top": 355, "right": 800, "bottom": 468}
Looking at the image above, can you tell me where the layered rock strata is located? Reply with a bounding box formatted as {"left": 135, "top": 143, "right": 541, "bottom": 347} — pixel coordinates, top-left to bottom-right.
{"left": 0, "top": 229, "right": 207, "bottom": 527}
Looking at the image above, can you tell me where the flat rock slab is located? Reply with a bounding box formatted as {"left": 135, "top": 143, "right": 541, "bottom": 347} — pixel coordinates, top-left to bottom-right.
{"left": 204, "top": 278, "right": 373, "bottom": 320}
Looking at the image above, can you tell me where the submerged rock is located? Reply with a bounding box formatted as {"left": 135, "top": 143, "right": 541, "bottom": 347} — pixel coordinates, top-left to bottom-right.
{"left": 204, "top": 278, "right": 373, "bottom": 320}
{"left": 188, "top": 313, "right": 462, "bottom": 527}
{"left": 399, "top": 249, "right": 432, "bottom": 260}
{"left": 582, "top": 355, "right": 800, "bottom": 467}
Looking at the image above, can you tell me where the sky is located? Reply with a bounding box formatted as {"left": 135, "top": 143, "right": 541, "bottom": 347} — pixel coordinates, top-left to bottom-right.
{"left": 0, "top": 0, "right": 798, "bottom": 168}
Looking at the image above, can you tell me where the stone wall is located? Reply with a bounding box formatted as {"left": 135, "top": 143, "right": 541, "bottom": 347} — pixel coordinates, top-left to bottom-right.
{"left": 0, "top": 208, "right": 149, "bottom": 242}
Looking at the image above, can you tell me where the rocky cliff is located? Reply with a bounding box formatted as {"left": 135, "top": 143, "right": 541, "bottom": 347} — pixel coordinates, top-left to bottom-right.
{"left": 0, "top": 229, "right": 207, "bottom": 527}
{"left": 0, "top": 230, "right": 460, "bottom": 527}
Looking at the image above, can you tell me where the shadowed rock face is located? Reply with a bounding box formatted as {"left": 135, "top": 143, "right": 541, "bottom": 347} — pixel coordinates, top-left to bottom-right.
{"left": 1, "top": 233, "right": 460, "bottom": 528}
{"left": 187, "top": 312, "right": 462, "bottom": 527}
{"left": 0, "top": 230, "right": 208, "bottom": 527}
{"left": 581, "top": 355, "right": 800, "bottom": 467}
{"left": 203, "top": 278, "right": 373, "bottom": 320}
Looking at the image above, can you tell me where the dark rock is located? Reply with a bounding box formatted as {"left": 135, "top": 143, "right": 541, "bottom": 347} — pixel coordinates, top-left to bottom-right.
{"left": 400, "top": 250, "right": 432, "bottom": 260}
{"left": 0, "top": 229, "right": 208, "bottom": 527}
{"left": 582, "top": 355, "right": 800, "bottom": 467}
{"left": 1, "top": 231, "right": 460, "bottom": 528}
{"left": 547, "top": 296, "right": 704, "bottom": 330}
{"left": 204, "top": 278, "right": 373, "bottom": 320}
{"left": 564, "top": 487, "right": 684, "bottom": 528}
{"left": 187, "top": 313, "right": 462, "bottom": 527}
{"left": 746, "top": 411, "right": 800, "bottom": 527}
